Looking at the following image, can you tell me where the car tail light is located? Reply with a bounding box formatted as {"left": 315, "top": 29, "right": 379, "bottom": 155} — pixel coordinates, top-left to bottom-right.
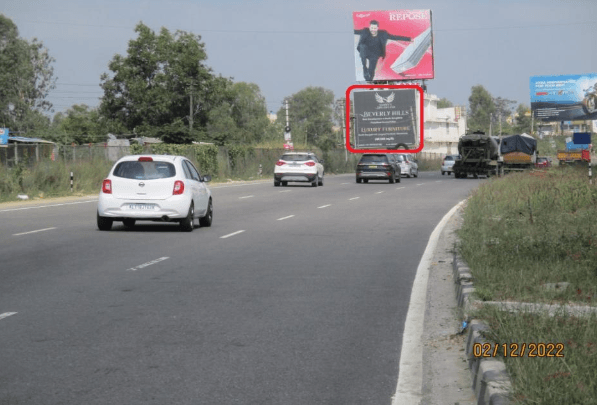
{"left": 276, "top": 160, "right": 286, "bottom": 166}
{"left": 138, "top": 156, "right": 153, "bottom": 162}
{"left": 102, "top": 179, "right": 112, "bottom": 194}
{"left": 173, "top": 180, "right": 185, "bottom": 195}
{"left": 305, "top": 161, "right": 316, "bottom": 167}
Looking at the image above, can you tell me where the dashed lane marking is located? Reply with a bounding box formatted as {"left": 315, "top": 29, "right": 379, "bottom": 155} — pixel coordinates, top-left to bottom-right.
{"left": 349, "top": 197, "right": 360, "bottom": 201}
{"left": 0, "top": 200, "right": 96, "bottom": 213}
{"left": 278, "top": 190, "right": 291, "bottom": 193}
{"left": 396, "top": 187, "right": 405, "bottom": 190}
{"left": 318, "top": 204, "right": 332, "bottom": 209}
{"left": 277, "top": 215, "right": 295, "bottom": 221}
{"left": 375, "top": 191, "right": 384, "bottom": 194}
{"left": 220, "top": 230, "right": 246, "bottom": 239}
{"left": 0, "top": 312, "right": 17, "bottom": 321}
{"left": 13, "top": 227, "right": 57, "bottom": 236}
{"left": 416, "top": 183, "right": 424, "bottom": 186}
{"left": 127, "top": 257, "right": 169, "bottom": 271}
{"left": 239, "top": 195, "right": 254, "bottom": 199}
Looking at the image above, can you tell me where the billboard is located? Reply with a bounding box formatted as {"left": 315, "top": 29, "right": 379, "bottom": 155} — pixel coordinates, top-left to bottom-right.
{"left": 353, "top": 9, "right": 434, "bottom": 82}
{"left": 530, "top": 74, "right": 597, "bottom": 121}
{"left": 347, "top": 85, "right": 423, "bottom": 154}
{"left": 0, "top": 128, "right": 8, "bottom": 145}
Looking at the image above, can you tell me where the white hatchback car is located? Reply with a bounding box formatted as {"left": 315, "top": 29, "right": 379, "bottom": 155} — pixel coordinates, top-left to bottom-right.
{"left": 274, "top": 152, "right": 324, "bottom": 187}
{"left": 97, "top": 155, "right": 213, "bottom": 232}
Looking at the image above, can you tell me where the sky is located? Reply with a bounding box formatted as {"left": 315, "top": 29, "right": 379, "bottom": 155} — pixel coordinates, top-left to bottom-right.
{"left": 2, "top": 0, "right": 596, "bottom": 117}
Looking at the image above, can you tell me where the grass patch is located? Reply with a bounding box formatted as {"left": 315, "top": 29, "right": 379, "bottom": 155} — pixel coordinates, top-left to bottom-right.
{"left": 458, "top": 167, "right": 597, "bottom": 304}
{"left": 473, "top": 305, "right": 597, "bottom": 404}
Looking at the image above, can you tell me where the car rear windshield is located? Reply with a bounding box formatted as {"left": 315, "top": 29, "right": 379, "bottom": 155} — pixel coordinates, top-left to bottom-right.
{"left": 113, "top": 161, "right": 176, "bottom": 180}
{"left": 359, "top": 155, "right": 388, "bottom": 163}
{"left": 444, "top": 156, "right": 455, "bottom": 161}
{"left": 281, "top": 154, "right": 313, "bottom": 162}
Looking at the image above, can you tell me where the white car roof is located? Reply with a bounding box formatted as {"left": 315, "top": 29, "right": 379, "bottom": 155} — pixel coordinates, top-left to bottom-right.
{"left": 116, "top": 155, "right": 182, "bottom": 163}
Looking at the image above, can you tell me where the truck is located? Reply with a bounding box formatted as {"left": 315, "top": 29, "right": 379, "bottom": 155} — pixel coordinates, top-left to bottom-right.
{"left": 453, "top": 131, "right": 500, "bottom": 178}
{"left": 499, "top": 134, "right": 537, "bottom": 173}
{"left": 557, "top": 141, "right": 591, "bottom": 166}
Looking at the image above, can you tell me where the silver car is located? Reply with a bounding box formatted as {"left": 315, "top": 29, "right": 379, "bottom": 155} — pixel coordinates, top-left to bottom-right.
{"left": 396, "top": 154, "right": 419, "bottom": 178}
{"left": 441, "top": 155, "right": 460, "bottom": 175}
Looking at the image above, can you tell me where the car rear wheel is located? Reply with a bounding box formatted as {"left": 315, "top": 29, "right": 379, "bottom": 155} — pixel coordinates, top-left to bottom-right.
{"left": 274, "top": 180, "right": 280, "bottom": 187}
{"left": 97, "top": 212, "right": 113, "bottom": 231}
{"left": 389, "top": 173, "right": 395, "bottom": 183}
{"left": 442, "top": 171, "right": 445, "bottom": 175}
{"left": 363, "top": 179, "right": 369, "bottom": 183}
{"left": 414, "top": 169, "right": 418, "bottom": 178}
{"left": 318, "top": 173, "right": 323, "bottom": 186}
{"left": 356, "top": 178, "right": 362, "bottom": 183}
{"left": 199, "top": 199, "right": 213, "bottom": 227}
{"left": 123, "top": 219, "right": 136, "bottom": 228}
{"left": 312, "top": 175, "right": 318, "bottom": 187}
{"left": 180, "top": 203, "right": 194, "bottom": 232}
{"left": 281, "top": 181, "right": 288, "bottom": 186}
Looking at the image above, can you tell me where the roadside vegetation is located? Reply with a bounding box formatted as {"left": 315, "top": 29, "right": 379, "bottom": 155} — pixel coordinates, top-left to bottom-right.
{"left": 458, "top": 167, "right": 597, "bottom": 403}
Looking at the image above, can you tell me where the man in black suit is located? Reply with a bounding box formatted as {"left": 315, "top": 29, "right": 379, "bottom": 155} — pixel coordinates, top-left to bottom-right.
{"left": 355, "top": 20, "right": 412, "bottom": 82}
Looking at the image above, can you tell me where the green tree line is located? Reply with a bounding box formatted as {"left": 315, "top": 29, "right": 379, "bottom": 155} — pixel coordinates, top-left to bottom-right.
{"left": 1, "top": 14, "right": 533, "bottom": 149}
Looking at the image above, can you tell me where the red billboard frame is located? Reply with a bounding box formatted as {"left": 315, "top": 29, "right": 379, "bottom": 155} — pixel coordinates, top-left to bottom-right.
{"left": 346, "top": 84, "right": 424, "bottom": 154}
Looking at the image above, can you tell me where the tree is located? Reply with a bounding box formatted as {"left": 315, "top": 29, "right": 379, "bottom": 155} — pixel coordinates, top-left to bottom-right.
{"left": 467, "top": 85, "right": 495, "bottom": 134}
{"left": 513, "top": 104, "right": 532, "bottom": 134}
{"left": 492, "top": 96, "right": 516, "bottom": 135}
{"left": 437, "top": 98, "right": 453, "bottom": 108}
{"left": 276, "top": 86, "right": 335, "bottom": 147}
{"left": 0, "top": 14, "right": 56, "bottom": 134}
{"left": 99, "top": 22, "right": 227, "bottom": 144}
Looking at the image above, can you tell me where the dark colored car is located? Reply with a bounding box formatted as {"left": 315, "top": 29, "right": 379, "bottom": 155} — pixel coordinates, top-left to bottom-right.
{"left": 356, "top": 153, "right": 401, "bottom": 183}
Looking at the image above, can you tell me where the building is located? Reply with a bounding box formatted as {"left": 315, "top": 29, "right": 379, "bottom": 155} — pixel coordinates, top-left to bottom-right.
{"left": 421, "top": 94, "right": 467, "bottom": 158}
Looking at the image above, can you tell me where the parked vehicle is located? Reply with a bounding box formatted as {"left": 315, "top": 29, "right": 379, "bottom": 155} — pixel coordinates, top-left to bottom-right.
{"left": 499, "top": 134, "right": 537, "bottom": 173}
{"left": 356, "top": 153, "right": 401, "bottom": 183}
{"left": 97, "top": 155, "right": 213, "bottom": 232}
{"left": 274, "top": 152, "right": 324, "bottom": 187}
{"left": 396, "top": 154, "right": 418, "bottom": 178}
{"left": 535, "top": 156, "right": 552, "bottom": 168}
{"left": 441, "top": 154, "right": 460, "bottom": 175}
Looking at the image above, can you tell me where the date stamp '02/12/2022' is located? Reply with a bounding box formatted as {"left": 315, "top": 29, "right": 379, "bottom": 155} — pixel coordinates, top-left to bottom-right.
{"left": 473, "top": 342, "right": 565, "bottom": 358}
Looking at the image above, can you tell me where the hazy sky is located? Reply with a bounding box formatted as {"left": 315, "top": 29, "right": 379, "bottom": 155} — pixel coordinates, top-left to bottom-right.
{"left": 3, "top": 0, "right": 596, "bottom": 116}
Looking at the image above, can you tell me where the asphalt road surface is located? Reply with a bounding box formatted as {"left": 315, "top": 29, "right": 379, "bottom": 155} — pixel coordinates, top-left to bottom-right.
{"left": 0, "top": 172, "right": 481, "bottom": 405}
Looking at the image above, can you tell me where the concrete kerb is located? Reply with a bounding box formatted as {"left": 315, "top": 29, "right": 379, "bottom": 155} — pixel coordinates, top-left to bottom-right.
{"left": 452, "top": 252, "right": 513, "bottom": 405}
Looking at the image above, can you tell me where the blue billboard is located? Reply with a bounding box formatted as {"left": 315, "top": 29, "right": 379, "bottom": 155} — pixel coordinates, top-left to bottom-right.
{"left": 530, "top": 74, "right": 597, "bottom": 122}
{"left": 0, "top": 128, "right": 8, "bottom": 145}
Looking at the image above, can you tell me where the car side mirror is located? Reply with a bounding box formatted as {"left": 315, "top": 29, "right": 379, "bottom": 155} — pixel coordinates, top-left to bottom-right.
{"left": 202, "top": 174, "right": 211, "bottom": 182}
{"left": 320, "top": 159, "right": 325, "bottom": 164}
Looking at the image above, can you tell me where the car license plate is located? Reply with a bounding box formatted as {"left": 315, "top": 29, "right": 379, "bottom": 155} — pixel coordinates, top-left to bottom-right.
{"left": 369, "top": 165, "right": 377, "bottom": 168}
{"left": 129, "top": 203, "right": 155, "bottom": 210}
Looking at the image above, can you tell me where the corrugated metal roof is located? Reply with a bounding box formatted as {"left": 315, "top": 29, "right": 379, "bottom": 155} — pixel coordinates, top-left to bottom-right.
{"left": 8, "top": 136, "right": 56, "bottom": 144}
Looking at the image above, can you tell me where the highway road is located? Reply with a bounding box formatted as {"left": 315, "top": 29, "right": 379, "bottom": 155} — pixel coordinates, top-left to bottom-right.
{"left": 0, "top": 172, "right": 481, "bottom": 405}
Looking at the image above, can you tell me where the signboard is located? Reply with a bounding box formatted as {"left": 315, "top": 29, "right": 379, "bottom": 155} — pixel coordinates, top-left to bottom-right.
{"left": 0, "top": 128, "right": 8, "bottom": 145}
{"left": 353, "top": 88, "right": 417, "bottom": 149}
{"left": 530, "top": 74, "right": 597, "bottom": 121}
{"left": 353, "top": 9, "right": 434, "bottom": 82}
{"left": 573, "top": 132, "right": 591, "bottom": 145}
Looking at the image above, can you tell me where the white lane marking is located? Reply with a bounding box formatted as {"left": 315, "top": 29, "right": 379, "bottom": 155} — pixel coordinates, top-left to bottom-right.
{"left": 239, "top": 195, "right": 254, "bottom": 199}
{"left": 13, "top": 227, "right": 57, "bottom": 236}
{"left": 277, "top": 215, "right": 295, "bottom": 221}
{"left": 279, "top": 190, "right": 291, "bottom": 193}
{"left": 436, "top": 181, "right": 442, "bottom": 183}
{"left": 416, "top": 183, "right": 424, "bottom": 186}
{"left": 375, "top": 191, "right": 384, "bottom": 194}
{"left": 341, "top": 183, "right": 349, "bottom": 185}
{"left": 127, "top": 257, "right": 170, "bottom": 272}
{"left": 318, "top": 204, "right": 332, "bottom": 209}
{"left": 349, "top": 197, "right": 360, "bottom": 201}
{"left": 391, "top": 200, "right": 467, "bottom": 405}
{"left": 396, "top": 187, "right": 405, "bottom": 190}
{"left": 220, "top": 230, "right": 245, "bottom": 239}
{"left": 0, "top": 200, "right": 96, "bottom": 213}
{"left": 0, "top": 312, "right": 17, "bottom": 321}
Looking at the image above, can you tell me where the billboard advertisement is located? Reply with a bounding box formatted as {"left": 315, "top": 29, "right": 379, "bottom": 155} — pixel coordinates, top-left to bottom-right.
{"left": 0, "top": 128, "right": 8, "bottom": 145}
{"left": 353, "top": 9, "right": 434, "bottom": 82}
{"left": 530, "top": 74, "right": 597, "bottom": 121}
{"left": 351, "top": 86, "right": 420, "bottom": 151}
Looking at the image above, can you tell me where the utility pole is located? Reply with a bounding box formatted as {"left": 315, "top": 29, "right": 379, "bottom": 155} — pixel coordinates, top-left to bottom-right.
{"left": 341, "top": 99, "right": 347, "bottom": 162}
{"left": 189, "top": 83, "right": 194, "bottom": 137}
